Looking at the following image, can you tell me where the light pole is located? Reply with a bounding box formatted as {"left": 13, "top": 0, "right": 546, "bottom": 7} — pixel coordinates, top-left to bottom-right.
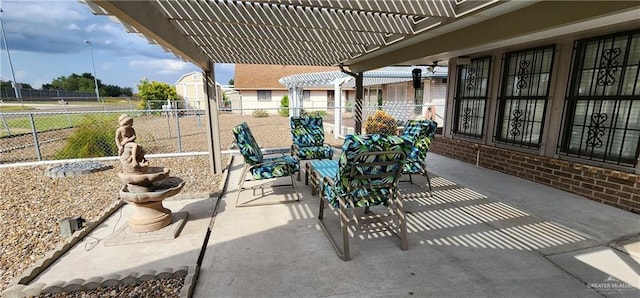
{"left": 0, "top": 8, "right": 22, "bottom": 106}
{"left": 84, "top": 40, "right": 100, "bottom": 104}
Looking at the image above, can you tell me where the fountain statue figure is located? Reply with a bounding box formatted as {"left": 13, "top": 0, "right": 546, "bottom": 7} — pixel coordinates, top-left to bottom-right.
{"left": 116, "top": 114, "right": 185, "bottom": 233}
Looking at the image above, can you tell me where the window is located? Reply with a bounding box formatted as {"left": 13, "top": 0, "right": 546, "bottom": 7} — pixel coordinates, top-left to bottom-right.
{"left": 558, "top": 30, "right": 640, "bottom": 167}
{"left": 453, "top": 57, "right": 491, "bottom": 138}
{"left": 303, "top": 90, "right": 311, "bottom": 101}
{"left": 257, "top": 90, "right": 271, "bottom": 101}
{"left": 495, "top": 45, "right": 555, "bottom": 148}
{"left": 327, "top": 90, "right": 335, "bottom": 108}
{"left": 386, "top": 83, "right": 407, "bottom": 103}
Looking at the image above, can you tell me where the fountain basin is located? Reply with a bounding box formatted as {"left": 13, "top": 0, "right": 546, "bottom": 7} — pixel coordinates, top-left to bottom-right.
{"left": 117, "top": 166, "right": 170, "bottom": 186}
{"left": 119, "top": 177, "right": 184, "bottom": 204}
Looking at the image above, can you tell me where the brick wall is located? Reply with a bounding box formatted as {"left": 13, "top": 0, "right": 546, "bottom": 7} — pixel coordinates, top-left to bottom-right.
{"left": 430, "top": 136, "right": 640, "bottom": 214}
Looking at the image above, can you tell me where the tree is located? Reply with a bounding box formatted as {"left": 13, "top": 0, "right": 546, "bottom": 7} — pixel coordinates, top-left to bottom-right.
{"left": 103, "top": 84, "right": 133, "bottom": 97}
{"left": 136, "top": 78, "right": 178, "bottom": 110}
{"left": 228, "top": 78, "right": 234, "bottom": 85}
{"left": 0, "top": 80, "right": 33, "bottom": 89}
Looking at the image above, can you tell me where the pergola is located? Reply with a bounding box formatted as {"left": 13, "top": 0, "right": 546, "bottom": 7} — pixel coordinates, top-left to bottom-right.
{"left": 81, "top": 0, "right": 640, "bottom": 174}
{"left": 279, "top": 66, "right": 448, "bottom": 138}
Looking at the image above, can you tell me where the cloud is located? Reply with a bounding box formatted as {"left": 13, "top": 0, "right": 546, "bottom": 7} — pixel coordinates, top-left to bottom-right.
{"left": 15, "top": 70, "right": 28, "bottom": 81}
{"left": 129, "top": 59, "right": 196, "bottom": 75}
{"left": 0, "top": 0, "right": 177, "bottom": 60}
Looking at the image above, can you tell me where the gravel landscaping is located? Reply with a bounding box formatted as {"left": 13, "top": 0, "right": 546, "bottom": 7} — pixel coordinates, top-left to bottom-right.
{"left": 0, "top": 112, "right": 345, "bottom": 293}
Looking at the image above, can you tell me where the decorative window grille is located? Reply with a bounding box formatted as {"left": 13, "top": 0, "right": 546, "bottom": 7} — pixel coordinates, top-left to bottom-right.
{"left": 453, "top": 57, "right": 492, "bottom": 137}
{"left": 257, "top": 90, "right": 271, "bottom": 101}
{"left": 495, "top": 45, "right": 555, "bottom": 148}
{"left": 558, "top": 30, "right": 640, "bottom": 167}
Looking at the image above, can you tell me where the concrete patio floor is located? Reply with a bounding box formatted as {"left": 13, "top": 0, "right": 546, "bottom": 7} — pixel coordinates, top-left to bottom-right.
{"left": 16, "top": 153, "right": 640, "bottom": 297}
{"left": 194, "top": 153, "right": 640, "bottom": 297}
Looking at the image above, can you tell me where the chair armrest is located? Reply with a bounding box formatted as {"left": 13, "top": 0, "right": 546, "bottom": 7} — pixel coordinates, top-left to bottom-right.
{"left": 319, "top": 174, "right": 338, "bottom": 194}
{"left": 249, "top": 158, "right": 288, "bottom": 170}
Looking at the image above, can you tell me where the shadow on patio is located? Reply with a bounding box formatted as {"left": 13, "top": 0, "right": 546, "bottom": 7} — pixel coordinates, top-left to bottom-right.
{"left": 194, "top": 153, "right": 640, "bottom": 297}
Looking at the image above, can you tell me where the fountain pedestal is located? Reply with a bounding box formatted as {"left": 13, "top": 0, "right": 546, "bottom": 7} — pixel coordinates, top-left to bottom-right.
{"left": 118, "top": 168, "right": 185, "bottom": 233}
{"left": 114, "top": 114, "right": 187, "bottom": 235}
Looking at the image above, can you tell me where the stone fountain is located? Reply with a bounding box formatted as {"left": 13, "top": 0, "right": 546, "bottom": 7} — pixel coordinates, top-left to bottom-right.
{"left": 115, "top": 114, "right": 186, "bottom": 233}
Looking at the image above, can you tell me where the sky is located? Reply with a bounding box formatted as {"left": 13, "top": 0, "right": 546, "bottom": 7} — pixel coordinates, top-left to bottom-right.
{"left": 0, "top": 0, "right": 235, "bottom": 92}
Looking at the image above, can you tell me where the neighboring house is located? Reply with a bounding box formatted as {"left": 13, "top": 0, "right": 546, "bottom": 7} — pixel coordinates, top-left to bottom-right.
{"left": 279, "top": 66, "right": 448, "bottom": 125}
{"left": 175, "top": 71, "right": 229, "bottom": 110}
{"left": 175, "top": 71, "right": 206, "bottom": 110}
{"left": 234, "top": 64, "right": 337, "bottom": 114}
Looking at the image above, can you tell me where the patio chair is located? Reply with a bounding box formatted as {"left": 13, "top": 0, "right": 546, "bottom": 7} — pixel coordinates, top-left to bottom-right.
{"left": 290, "top": 116, "right": 334, "bottom": 181}
{"left": 399, "top": 119, "right": 437, "bottom": 192}
{"left": 318, "top": 134, "right": 408, "bottom": 261}
{"left": 232, "top": 122, "right": 301, "bottom": 207}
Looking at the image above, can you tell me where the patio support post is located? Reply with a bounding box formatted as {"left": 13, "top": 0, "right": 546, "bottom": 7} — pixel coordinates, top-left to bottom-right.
{"left": 290, "top": 87, "right": 303, "bottom": 117}
{"left": 333, "top": 77, "right": 350, "bottom": 138}
{"left": 354, "top": 73, "right": 363, "bottom": 134}
{"left": 204, "top": 62, "right": 222, "bottom": 174}
{"left": 340, "top": 65, "right": 363, "bottom": 134}
{"left": 288, "top": 88, "right": 294, "bottom": 117}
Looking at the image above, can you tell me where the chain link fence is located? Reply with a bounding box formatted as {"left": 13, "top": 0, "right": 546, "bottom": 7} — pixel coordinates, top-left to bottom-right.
{"left": 0, "top": 102, "right": 445, "bottom": 165}
{"left": 0, "top": 87, "right": 97, "bottom": 101}
{"left": 0, "top": 109, "right": 208, "bottom": 164}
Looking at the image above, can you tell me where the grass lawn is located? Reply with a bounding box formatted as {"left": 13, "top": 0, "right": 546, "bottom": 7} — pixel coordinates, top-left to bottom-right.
{"left": 0, "top": 105, "right": 35, "bottom": 112}
{"left": 0, "top": 113, "right": 116, "bottom": 137}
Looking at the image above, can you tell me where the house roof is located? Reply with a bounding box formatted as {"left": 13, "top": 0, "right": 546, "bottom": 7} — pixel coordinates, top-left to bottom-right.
{"left": 234, "top": 64, "right": 335, "bottom": 89}
{"left": 81, "top": 1, "right": 640, "bottom": 73}
{"left": 175, "top": 71, "right": 201, "bottom": 85}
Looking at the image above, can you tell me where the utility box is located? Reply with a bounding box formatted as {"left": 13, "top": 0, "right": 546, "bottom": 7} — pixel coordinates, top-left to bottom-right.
{"left": 59, "top": 216, "right": 85, "bottom": 237}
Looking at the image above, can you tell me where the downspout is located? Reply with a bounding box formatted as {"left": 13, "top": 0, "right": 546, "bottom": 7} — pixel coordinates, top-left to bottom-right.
{"left": 340, "top": 64, "right": 363, "bottom": 134}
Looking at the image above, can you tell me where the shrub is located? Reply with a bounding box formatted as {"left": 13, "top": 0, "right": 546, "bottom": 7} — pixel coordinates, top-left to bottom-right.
{"left": 279, "top": 95, "right": 289, "bottom": 117}
{"left": 365, "top": 110, "right": 398, "bottom": 135}
{"left": 302, "top": 110, "right": 328, "bottom": 118}
{"left": 252, "top": 109, "right": 269, "bottom": 118}
{"left": 56, "top": 114, "right": 119, "bottom": 159}
{"left": 346, "top": 101, "right": 354, "bottom": 112}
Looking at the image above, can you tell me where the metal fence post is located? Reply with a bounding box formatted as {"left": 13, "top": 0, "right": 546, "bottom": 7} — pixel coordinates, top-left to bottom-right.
{"left": 196, "top": 101, "right": 202, "bottom": 127}
{"left": 0, "top": 111, "right": 10, "bottom": 136}
{"left": 175, "top": 109, "right": 182, "bottom": 153}
{"left": 28, "top": 113, "right": 42, "bottom": 161}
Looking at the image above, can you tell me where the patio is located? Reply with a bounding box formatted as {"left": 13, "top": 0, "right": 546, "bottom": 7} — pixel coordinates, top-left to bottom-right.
{"left": 13, "top": 152, "right": 639, "bottom": 297}
{"left": 194, "top": 153, "right": 639, "bottom": 297}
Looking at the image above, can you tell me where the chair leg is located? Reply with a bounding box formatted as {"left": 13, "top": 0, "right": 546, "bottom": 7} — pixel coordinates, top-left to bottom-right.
{"left": 235, "top": 166, "right": 249, "bottom": 207}
{"left": 317, "top": 196, "right": 351, "bottom": 261}
{"left": 423, "top": 170, "right": 433, "bottom": 193}
{"left": 396, "top": 192, "right": 408, "bottom": 251}
{"left": 289, "top": 171, "right": 301, "bottom": 202}
{"left": 235, "top": 169, "right": 301, "bottom": 207}
{"left": 237, "top": 164, "right": 249, "bottom": 186}
{"left": 340, "top": 203, "right": 350, "bottom": 261}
